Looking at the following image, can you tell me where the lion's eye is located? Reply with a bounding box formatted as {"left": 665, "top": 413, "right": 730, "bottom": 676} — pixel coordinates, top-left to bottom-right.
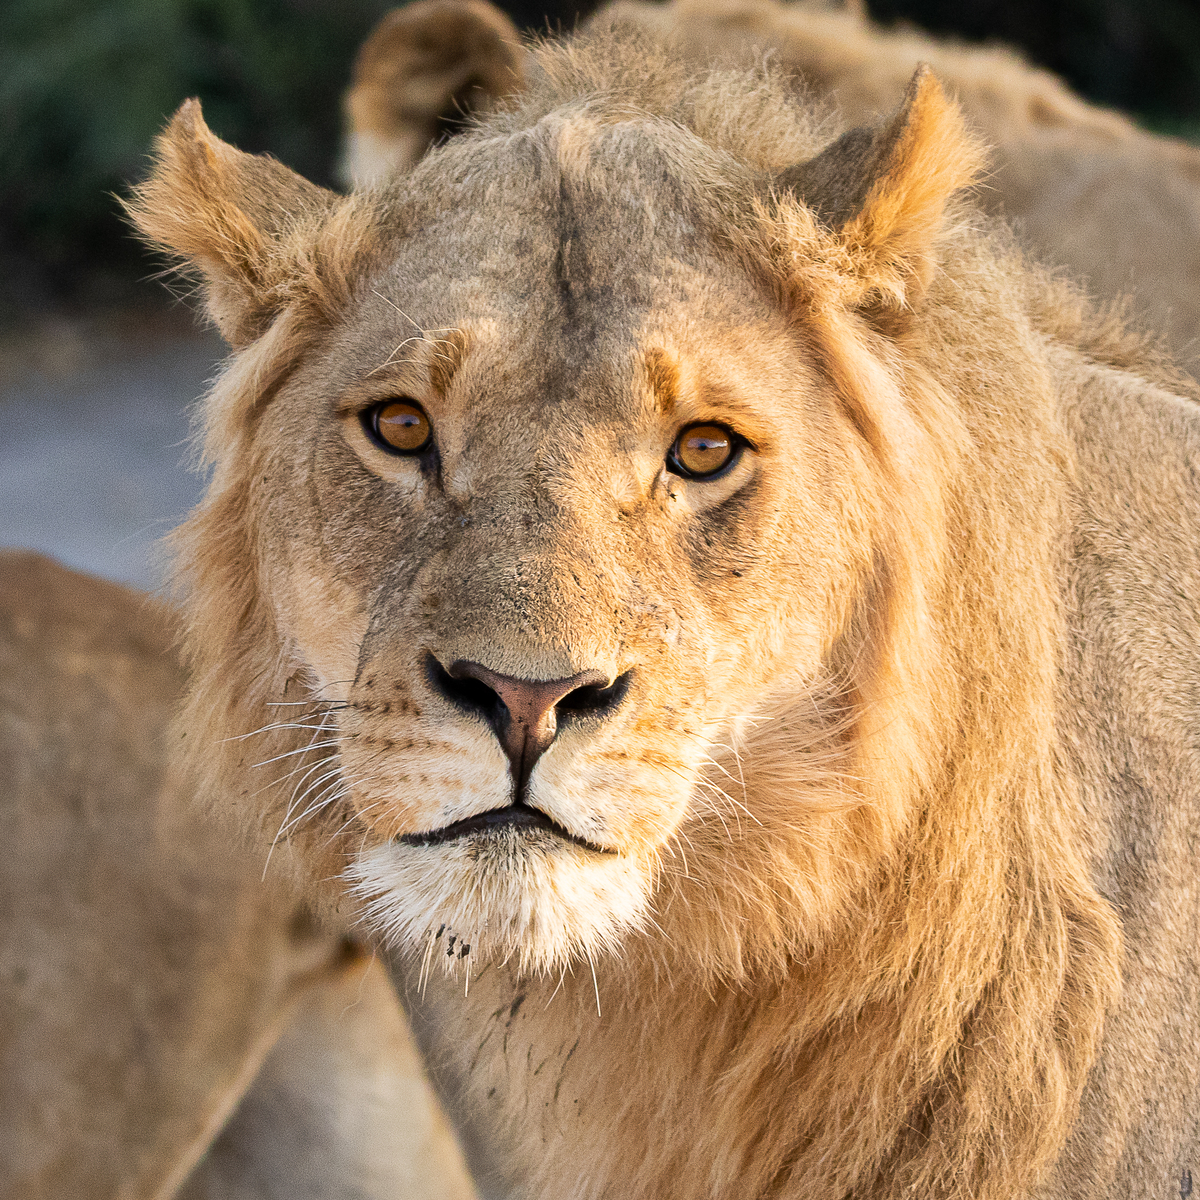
{"left": 364, "top": 399, "right": 432, "bottom": 454}
{"left": 667, "top": 423, "right": 739, "bottom": 479}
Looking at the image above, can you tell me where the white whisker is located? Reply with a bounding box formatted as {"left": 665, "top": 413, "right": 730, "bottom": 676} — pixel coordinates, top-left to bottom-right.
{"left": 251, "top": 739, "right": 340, "bottom": 769}
{"left": 371, "top": 289, "right": 423, "bottom": 332}
{"left": 278, "top": 768, "right": 347, "bottom": 840}
{"left": 545, "top": 966, "right": 568, "bottom": 1008}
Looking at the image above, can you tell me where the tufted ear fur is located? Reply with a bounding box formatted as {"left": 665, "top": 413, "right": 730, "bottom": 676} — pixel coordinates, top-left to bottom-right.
{"left": 776, "top": 66, "right": 985, "bottom": 325}
{"left": 127, "top": 100, "right": 343, "bottom": 347}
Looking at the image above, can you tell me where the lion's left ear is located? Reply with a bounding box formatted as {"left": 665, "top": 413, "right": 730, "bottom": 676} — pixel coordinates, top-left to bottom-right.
{"left": 777, "top": 66, "right": 985, "bottom": 323}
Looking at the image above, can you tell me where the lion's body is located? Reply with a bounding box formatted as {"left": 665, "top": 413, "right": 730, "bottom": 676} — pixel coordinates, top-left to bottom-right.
{"left": 131, "top": 19, "right": 1200, "bottom": 1200}
{"left": 346, "top": 0, "right": 1200, "bottom": 375}
{"left": 0, "top": 551, "right": 474, "bottom": 1200}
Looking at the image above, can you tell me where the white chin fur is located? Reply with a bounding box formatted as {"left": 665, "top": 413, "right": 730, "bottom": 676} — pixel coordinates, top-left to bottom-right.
{"left": 347, "top": 833, "right": 652, "bottom": 976}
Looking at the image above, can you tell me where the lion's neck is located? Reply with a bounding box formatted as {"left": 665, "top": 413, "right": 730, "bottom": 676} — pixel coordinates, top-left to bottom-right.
{"left": 391, "top": 800, "right": 1119, "bottom": 1200}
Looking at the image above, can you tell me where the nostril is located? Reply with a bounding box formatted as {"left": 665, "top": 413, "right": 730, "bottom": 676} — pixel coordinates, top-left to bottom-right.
{"left": 424, "top": 654, "right": 632, "bottom": 796}
{"left": 424, "top": 653, "right": 503, "bottom": 720}
{"left": 556, "top": 670, "right": 633, "bottom": 718}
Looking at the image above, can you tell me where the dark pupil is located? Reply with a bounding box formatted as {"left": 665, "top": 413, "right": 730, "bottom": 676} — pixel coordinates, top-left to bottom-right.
{"left": 392, "top": 412, "right": 420, "bottom": 429}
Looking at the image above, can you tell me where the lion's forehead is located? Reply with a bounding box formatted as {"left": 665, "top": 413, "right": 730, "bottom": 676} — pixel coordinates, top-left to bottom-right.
{"left": 306, "top": 117, "right": 784, "bottom": 452}
{"left": 368, "top": 116, "right": 736, "bottom": 320}
{"left": 368, "top": 213, "right": 713, "bottom": 339}
{"left": 332, "top": 233, "right": 775, "bottom": 448}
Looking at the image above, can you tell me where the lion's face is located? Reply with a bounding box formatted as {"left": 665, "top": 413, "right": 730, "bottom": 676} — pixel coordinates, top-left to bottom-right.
{"left": 133, "top": 56, "right": 980, "bottom": 976}
{"left": 273, "top": 147, "right": 855, "bottom": 964}
{"left": 234, "top": 123, "right": 866, "bottom": 970}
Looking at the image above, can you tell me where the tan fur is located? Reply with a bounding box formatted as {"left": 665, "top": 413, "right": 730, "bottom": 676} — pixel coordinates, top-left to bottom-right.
{"left": 0, "top": 551, "right": 474, "bottom": 1199}
{"left": 344, "top": 0, "right": 1200, "bottom": 375}
{"left": 130, "top": 21, "right": 1200, "bottom": 1199}
{"left": 180, "top": 960, "right": 477, "bottom": 1200}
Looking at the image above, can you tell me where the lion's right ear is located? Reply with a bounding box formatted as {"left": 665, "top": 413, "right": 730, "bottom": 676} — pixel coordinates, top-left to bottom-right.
{"left": 127, "top": 100, "right": 341, "bottom": 346}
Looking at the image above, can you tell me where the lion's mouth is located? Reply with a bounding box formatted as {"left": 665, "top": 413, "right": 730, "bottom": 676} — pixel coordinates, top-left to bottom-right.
{"left": 398, "top": 802, "right": 616, "bottom": 855}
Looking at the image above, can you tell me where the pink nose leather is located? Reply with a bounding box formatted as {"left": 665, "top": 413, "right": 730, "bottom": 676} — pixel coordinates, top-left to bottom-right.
{"left": 447, "top": 661, "right": 608, "bottom": 787}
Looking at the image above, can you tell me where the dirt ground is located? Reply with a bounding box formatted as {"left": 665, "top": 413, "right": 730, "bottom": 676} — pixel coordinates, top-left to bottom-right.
{"left": 0, "top": 303, "right": 222, "bottom": 591}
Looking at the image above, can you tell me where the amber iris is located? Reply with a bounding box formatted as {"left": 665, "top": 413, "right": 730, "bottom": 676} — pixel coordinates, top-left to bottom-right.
{"left": 369, "top": 399, "right": 431, "bottom": 454}
{"left": 670, "top": 423, "right": 737, "bottom": 478}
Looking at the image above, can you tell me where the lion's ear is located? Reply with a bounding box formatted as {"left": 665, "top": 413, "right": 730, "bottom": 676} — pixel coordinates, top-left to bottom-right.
{"left": 342, "top": 0, "right": 526, "bottom": 187}
{"left": 127, "top": 100, "right": 341, "bottom": 346}
{"left": 778, "top": 66, "right": 985, "bottom": 320}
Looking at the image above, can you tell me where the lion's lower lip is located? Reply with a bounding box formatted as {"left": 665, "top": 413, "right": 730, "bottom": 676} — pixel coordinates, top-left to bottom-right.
{"left": 398, "top": 803, "right": 616, "bottom": 854}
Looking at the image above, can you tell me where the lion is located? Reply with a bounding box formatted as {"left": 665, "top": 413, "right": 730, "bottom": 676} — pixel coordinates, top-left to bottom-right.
{"left": 342, "top": 0, "right": 1200, "bottom": 376}
{"left": 129, "top": 17, "right": 1200, "bottom": 1199}
{"left": 0, "top": 551, "right": 474, "bottom": 1199}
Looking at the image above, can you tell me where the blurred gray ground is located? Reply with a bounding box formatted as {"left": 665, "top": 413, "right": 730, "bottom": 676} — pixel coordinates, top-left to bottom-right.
{"left": 0, "top": 310, "right": 222, "bottom": 591}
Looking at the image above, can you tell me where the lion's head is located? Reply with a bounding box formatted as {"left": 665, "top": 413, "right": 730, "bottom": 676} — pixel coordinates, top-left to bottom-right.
{"left": 130, "top": 31, "right": 1046, "bottom": 983}
{"left": 128, "top": 23, "right": 1180, "bottom": 1196}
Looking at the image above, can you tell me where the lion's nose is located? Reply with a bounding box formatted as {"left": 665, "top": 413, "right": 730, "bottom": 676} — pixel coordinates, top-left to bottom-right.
{"left": 425, "top": 654, "right": 628, "bottom": 792}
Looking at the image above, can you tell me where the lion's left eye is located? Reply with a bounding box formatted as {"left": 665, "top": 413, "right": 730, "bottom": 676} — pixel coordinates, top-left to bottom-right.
{"left": 667, "top": 423, "right": 740, "bottom": 479}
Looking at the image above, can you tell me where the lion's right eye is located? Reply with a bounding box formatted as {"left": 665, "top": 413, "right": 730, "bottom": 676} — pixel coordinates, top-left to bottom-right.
{"left": 363, "top": 399, "right": 432, "bottom": 454}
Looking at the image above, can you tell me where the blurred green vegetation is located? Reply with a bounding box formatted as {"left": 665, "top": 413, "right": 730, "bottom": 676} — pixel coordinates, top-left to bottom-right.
{"left": 1, "top": 0, "right": 1197, "bottom": 322}
{"left": 0, "top": 0, "right": 395, "bottom": 317}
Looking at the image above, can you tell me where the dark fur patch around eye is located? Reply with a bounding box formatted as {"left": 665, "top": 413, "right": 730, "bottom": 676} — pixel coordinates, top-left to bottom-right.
{"left": 688, "top": 473, "right": 764, "bottom": 576}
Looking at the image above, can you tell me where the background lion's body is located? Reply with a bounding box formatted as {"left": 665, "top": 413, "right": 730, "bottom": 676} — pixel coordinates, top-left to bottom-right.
{"left": 1050, "top": 352, "right": 1200, "bottom": 1193}
{"left": 0, "top": 551, "right": 474, "bottom": 1199}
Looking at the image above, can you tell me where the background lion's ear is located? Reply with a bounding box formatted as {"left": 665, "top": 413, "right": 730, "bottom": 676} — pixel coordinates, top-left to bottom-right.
{"left": 342, "top": 0, "right": 526, "bottom": 187}
{"left": 778, "top": 67, "right": 986, "bottom": 321}
{"left": 127, "top": 100, "right": 341, "bottom": 346}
